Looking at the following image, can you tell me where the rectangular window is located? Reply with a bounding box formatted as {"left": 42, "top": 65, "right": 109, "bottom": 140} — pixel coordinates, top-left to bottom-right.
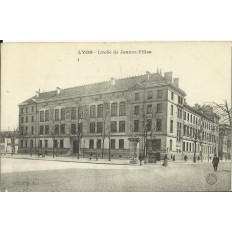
{"left": 78, "top": 106, "right": 83, "bottom": 118}
{"left": 71, "top": 124, "right": 76, "bottom": 134}
{"left": 26, "top": 107, "right": 28, "bottom": 113}
{"left": 135, "top": 93, "right": 140, "bottom": 100}
{"left": 183, "top": 141, "right": 185, "bottom": 151}
{"left": 54, "top": 140, "right": 58, "bottom": 148}
{"left": 97, "top": 104, "right": 103, "bottom": 118}
{"left": 187, "top": 113, "right": 189, "bottom": 121}
{"left": 55, "top": 109, "right": 59, "bottom": 121}
{"left": 32, "top": 106, "right": 34, "bottom": 112}
{"left": 119, "top": 121, "right": 125, "bottom": 132}
{"left": 21, "top": 108, "right": 24, "bottom": 114}
{"left": 71, "top": 107, "right": 76, "bottom": 120}
{"left": 171, "top": 92, "right": 174, "bottom": 100}
{"left": 157, "top": 103, "right": 162, "bottom": 113}
{"left": 111, "top": 139, "right": 116, "bottom": 149}
{"left": 184, "top": 112, "right": 186, "bottom": 120}
{"left": 119, "top": 102, "right": 126, "bottom": 116}
{"left": 90, "top": 105, "right": 96, "bottom": 118}
{"left": 134, "top": 120, "right": 139, "bottom": 132}
{"left": 60, "top": 124, "right": 65, "bottom": 134}
{"left": 40, "top": 111, "right": 44, "bottom": 122}
{"left": 89, "top": 139, "right": 94, "bottom": 149}
{"left": 190, "top": 115, "right": 192, "bottom": 123}
{"left": 147, "top": 104, "right": 152, "bottom": 114}
{"left": 97, "top": 139, "right": 101, "bottom": 149}
{"left": 39, "top": 140, "right": 42, "bottom": 148}
{"left": 45, "top": 140, "right": 48, "bottom": 148}
{"left": 20, "top": 140, "right": 23, "bottom": 148}
{"left": 20, "top": 127, "right": 24, "bottom": 135}
{"left": 157, "top": 90, "right": 163, "bottom": 98}
{"left": 119, "top": 139, "right": 124, "bottom": 149}
{"left": 31, "top": 126, "right": 34, "bottom": 135}
{"left": 147, "top": 119, "right": 152, "bottom": 131}
{"left": 170, "top": 120, "right": 173, "bottom": 133}
{"left": 156, "top": 119, "right": 162, "bottom": 131}
{"left": 78, "top": 123, "right": 83, "bottom": 133}
{"left": 26, "top": 116, "right": 28, "bottom": 123}
{"left": 134, "top": 105, "right": 139, "bottom": 115}
{"left": 170, "top": 139, "right": 173, "bottom": 151}
{"left": 97, "top": 122, "right": 103, "bottom": 133}
{"left": 55, "top": 125, "right": 59, "bottom": 134}
{"left": 148, "top": 91, "right": 153, "bottom": 99}
{"left": 171, "top": 105, "right": 173, "bottom": 115}
{"left": 30, "top": 140, "right": 33, "bottom": 148}
{"left": 90, "top": 122, "right": 95, "bottom": 133}
{"left": 31, "top": 116, "right": 34, "bottom": 122}
{"left": 45, "top": 110, "right": 49, "bottom": 121}
{"left": 111, "top": 121, "right": 117, "bottom": 133}
{"left": 21, "top": 117, "right": 24, "bottom": 123}
{"left": 60, "top": 140, "right": 64, "bottom": 148}
{"left": 61, "top": 108, "right": 65, "bottom": 120}
{"left": 40, "top": 125, "right": 44, "bottom": 135}
{"left": 152, "top": 139, "right": 161, "bottom": 150}
{"left": 45, "top": 125, "right": 49, "bottom": 134}
{"left": 111, "top": 103, "right": 117, "bottom": 116}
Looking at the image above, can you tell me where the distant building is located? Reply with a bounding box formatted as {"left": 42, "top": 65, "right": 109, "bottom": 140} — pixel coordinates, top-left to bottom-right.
{"left": 0, "top": 131, "right": 18, "bottom": 154}
{"left": 18, "top": 70, "right": 220, "bottom": 160}
{"left": 218, "top": 124, "right": 231, "bottom": 160}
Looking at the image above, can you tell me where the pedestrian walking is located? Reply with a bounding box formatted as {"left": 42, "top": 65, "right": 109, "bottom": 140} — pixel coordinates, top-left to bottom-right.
{"left": 162, "top": 154, "right": 169, "bottom": 167}
{"left": 212, "top": 154, "right": 219, "bottom": 171}
{"left": 184, "top": 155, "right": 188, "bottom": 162}
{"left": 172, "top": 155, "right": 175, "bottom": 161}
{"left": 197, "top": 156, "right": 200, "bottom": 161}
{"left": 139, "top": 153, "right": 143, "bottom": 166}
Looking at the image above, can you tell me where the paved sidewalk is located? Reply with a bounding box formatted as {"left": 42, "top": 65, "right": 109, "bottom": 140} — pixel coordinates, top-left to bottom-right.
{"left": 1, "top": 153, "right": 230, "bottom": 166}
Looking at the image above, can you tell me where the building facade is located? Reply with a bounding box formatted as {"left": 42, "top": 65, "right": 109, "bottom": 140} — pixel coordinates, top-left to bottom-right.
{"left": 218, "top": 124, "right": 231, "bottom": 160}
{"left": 18, "top": 71, "right": 220, "bottom": 160}
{"left": 0, "top": 132, "right": 18, "bottom": 154}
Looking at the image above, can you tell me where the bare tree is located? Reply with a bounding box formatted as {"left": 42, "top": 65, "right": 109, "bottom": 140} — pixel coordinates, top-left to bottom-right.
{"left": 208, "top": 100, "right": 231, "bottom": 126}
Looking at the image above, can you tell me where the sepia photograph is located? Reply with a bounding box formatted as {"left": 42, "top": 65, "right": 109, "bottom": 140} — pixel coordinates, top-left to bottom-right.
{"left": 0, "top": 42, "right": 231, "bottom": 192}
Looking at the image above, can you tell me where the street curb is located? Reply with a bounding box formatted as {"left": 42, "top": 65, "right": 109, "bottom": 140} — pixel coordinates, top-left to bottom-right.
{"left": 2, "top": 156, "right": 130, "bottom": 166}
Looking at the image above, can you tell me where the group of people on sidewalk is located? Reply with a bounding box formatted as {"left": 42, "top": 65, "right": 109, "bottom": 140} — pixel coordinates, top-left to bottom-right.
{"left": 138, "top": 153, "right": 220, "bottom": 171}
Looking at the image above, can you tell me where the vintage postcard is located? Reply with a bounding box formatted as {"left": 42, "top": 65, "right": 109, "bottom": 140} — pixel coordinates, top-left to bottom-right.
{"left": 0, "top": 42, "right": 231, "bottom": 192}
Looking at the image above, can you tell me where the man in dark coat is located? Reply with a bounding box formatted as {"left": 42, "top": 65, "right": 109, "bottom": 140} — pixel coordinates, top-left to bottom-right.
{"left": 212, "top": 154, "right": 219, "bottom": 171}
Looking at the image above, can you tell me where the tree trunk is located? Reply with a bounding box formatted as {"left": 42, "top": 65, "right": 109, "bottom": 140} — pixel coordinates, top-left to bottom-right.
{"left": 102, "top": 138, "right": 104, "bottom": 159}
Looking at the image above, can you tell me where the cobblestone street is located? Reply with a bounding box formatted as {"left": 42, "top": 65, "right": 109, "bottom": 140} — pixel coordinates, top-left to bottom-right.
{"left": 0, "top": 157, "right": 231, "bottom": 192}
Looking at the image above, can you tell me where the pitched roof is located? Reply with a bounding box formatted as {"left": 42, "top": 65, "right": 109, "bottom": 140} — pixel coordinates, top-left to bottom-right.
{"left": 18, "top": 72, "right": 186, "bottom": 105}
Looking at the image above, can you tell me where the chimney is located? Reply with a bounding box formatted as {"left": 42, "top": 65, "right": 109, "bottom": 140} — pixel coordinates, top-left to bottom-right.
{"left": 146, "top": 71, "right": 151, "bottom": 81}
{"left": 111, "top": 77, "right": 116, "bottom": 86}
{"left": 36, "top": 89, "right": 40, "bottom": 98}
{"left": 164, "top": 72, "right": 173, "bottom": 83}
{"left": 56, "top": 87, "right": 61, "bottom": 95}
{"left": 173, "top": 78, "right": 179, "bottom": 87}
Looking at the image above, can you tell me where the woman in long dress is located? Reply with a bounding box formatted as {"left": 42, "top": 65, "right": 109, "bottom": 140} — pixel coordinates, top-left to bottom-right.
{"left": 163, "top": 154, "right": 169, "bottom": 167}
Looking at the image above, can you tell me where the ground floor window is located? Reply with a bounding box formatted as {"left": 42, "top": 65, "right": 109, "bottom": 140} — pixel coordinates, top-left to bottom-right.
{"left": 54, "top": 140, "right": 58, "bottom": 148}
{"left": 111, "top": 139, "right": 116, "bottom": 149}
{"left": 89, "top": 139, "right": 94, "bottom": 149}
{"left": 25, "top": 140, "right": 28, "bottom": 148}
{"left": 39, "top": 140, "right": 42, "bottom": 148}
{"left": 170, "top": 139, "right": 172, "bottom": 151}
{"left": 119, "top": 139, "right": 124, "bottom": 149}
{"left": 60, "top": 139, "right": 64, "bottom": 148}
{"left": 20, "top": 140, "right": 23, "bottom": 148}
{"left": 97, "top": 139, "right": 101, "bottom": 149}
{"left": 45, "top": 140, "right": 48, "bottom": 148}
{"left": 30, "top": 140, "right": 33, "bottom": 148}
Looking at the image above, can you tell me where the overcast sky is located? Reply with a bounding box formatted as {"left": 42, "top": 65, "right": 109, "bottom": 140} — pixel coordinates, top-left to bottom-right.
{"left": 1, "top": 42, "right": 231, "bottom": 131}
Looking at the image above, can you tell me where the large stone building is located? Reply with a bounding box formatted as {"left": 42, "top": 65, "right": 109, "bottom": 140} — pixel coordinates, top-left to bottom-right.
{"left": 18, "top": 70, "right": 220, "bottom": 160}
{"left": 218, "top": 124, "right": 231, "bottom": 160}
